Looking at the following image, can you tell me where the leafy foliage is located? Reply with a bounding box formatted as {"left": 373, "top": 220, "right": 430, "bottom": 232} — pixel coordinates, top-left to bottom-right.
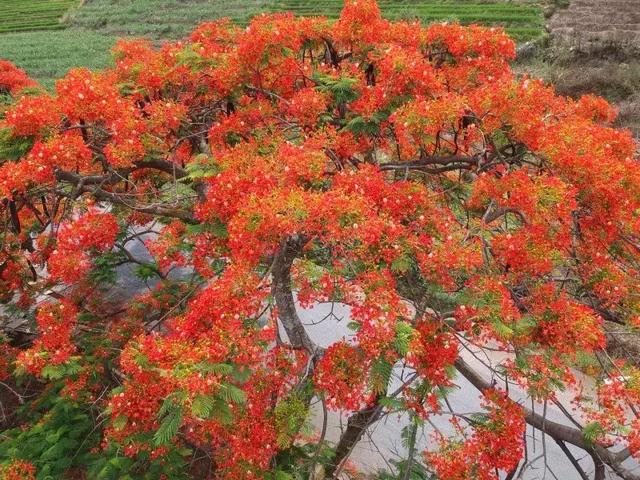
{"left": 0, "top": 395, "right": 100, "bottom": 480}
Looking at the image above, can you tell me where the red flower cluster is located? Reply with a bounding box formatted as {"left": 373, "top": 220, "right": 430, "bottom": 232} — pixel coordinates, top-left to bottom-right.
{"left": 586, "top": 367, "right": 640, "bottom": 458}
{"left": 145, "top": 221, "right": 188, "bottom": 273}
{"left": 0, "top": 341, "right": 17, "bottom": 381}
{"left": 427, "top": 390, "right": 525, "bottom": 480}
{"left": 0, "top": 60, "right": 37, "bottom": 95}
{"left": 47, "top": 210, "right": 119, "bottom": 283}
{"left": 17, "top": 301, "right": 78, "bottom": 375}
{"left": 314, "top": 341, "right": 370, "bottom": 410}
{"left": 0, "top": 460, "right": 36, "bottom": 480}
{"left": 5, "top": 94, "right": 60, "bottom": 136}
{"left": 407, "top": 317, "right": 458, "bottom": 387}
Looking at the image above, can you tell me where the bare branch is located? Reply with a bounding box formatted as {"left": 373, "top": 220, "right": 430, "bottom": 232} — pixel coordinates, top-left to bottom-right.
{"left": 455, "top": 357, "right": 640, "bottom": 480}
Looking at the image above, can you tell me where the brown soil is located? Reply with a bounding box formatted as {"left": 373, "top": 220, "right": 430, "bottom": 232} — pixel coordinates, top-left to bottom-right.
{"left": 548, "top": 0, "right": 640, "bottom": 53}
{"left": 605, "top": 323, "right": 640, "bottom": 366}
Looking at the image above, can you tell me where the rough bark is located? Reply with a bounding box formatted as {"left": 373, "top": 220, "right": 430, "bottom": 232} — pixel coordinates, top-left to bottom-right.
{"left": 271, "top": 235, "right": 322, "bottom": 356}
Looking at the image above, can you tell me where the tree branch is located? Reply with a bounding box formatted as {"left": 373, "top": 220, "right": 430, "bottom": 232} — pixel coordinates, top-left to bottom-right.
{"left": 271, "top": 236, "right": 323, "bottom": 356}
{"left": 455, "top": 357, "right": 640, "bottom": 480}
{"left": 379, "top": 155, "right": 478, "bottom": 173}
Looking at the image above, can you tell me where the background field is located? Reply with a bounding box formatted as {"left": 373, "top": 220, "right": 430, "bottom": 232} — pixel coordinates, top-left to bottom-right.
{"left": 0, "top": 0, "right": 77, "bottom": 33}
{"left": 0, "top": 0, "right": 544, "bottom": 88}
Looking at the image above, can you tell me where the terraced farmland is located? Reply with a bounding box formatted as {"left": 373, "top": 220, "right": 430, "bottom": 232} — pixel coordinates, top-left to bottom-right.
{"left": 271, "top": 0, "right": 544, "bottom": 41}
{"left": 0, "top": 29, "right": 117, "bottom": 86}
{"left": 549, "top": 0, "right": 640, "bottom": 49}
{"left": 0, "top": 0, "right": 78, "bottom": 34}
{"left": 68, "top": 0, "right": 544, "bottom": 42}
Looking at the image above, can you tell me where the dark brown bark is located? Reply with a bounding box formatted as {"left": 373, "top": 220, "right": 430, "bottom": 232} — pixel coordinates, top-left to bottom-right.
{"left": 325, "top": 399, "right": 383, "bottom": 478}
{"left": 593, "top": 455, "right": 606, "bottom": 480}
{"left": 271, "top": 236, "right": 321, "bottom": 355}
{"left": 555, "top": 439, "right": 590, "bottom": 480}
{"left": 504, "top": 466, "right": 519, "bottom": 480}
{"left": 52, "top": 159, "right": 195, "bottom": 222}
{"left": 56, "top": 182, "right": 196, "bottom": 223}
{"left": 379, "top": 154, "right": 479, "bottom": 173}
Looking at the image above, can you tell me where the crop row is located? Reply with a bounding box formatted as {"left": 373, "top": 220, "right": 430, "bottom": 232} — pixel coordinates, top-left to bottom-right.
{"left": 272, "top": 1, "right": 542, "bottom": 18}
{"left": 0, "top": 0, "right": 77, "bottom": 33}
{"left": 269, "top": 0, "right": 544, "bottom": 39}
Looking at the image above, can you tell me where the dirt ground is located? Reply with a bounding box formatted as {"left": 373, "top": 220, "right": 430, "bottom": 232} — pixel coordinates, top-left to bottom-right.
{"left": 516, "top": 0, "right": 640, "bottom": 138}
{"left": 547, "top": 0, "right": 640, "bottom": 51}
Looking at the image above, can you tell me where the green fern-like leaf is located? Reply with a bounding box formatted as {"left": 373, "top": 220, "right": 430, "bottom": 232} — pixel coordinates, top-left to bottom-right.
{"left": 219, "top": 383, "right": 246, "bottom": 404}
{"left": 379, "top": 396, "right": 403, "bottom": 410}
{"left": 195, "top": 362, "right": 234, "bottom": 376}
{"left": 583, "top": 421, "right": 605, "bottom": 446}
{"left": 370, "top": 358, "right": 393, "bottom": 395}
{"left": 394, "top": 321, "right": 415, "bottom": 356}
{"left": 191, "top": 394, "right": 215, "bottom": 419}
{"left": 0, "top": 128, "right": 33, "bottom": 163}
{"left": 275, "top": 471, "right": 294, "bottom": 480}
{"left": 211, "top": 398, "right": 234, "bottom": 425}
{"left": 158, "top": 392, "right": 182, "bottom": 417}
{"left": 41, "top": 364, "right": 66, "bottom": 380}
{"left": 184, "top": 154, "right": 220, "bottom": 180}
{"left": 314, "top": 72, "right": 359, "bottom": 105}
{"left": 112, "top": 415, "right": 128, "bottom": 431}
{"left": 154, "top": 406, "right": 183, "bottom": 446}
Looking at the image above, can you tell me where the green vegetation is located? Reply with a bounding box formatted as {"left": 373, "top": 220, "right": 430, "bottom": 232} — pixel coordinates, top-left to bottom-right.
{"left": 0, "top": 0, "right": 545, "bottom": 87}
{"left": 0, "top": 0, "right": 78, "bottom": 34}
{"left": 0, "top": 30, "right": 117, "bottom": 88}
{"left": 67, "top": 0, "right": 543, "bottom": 42}
{"left": 67, "top": 0, "right": 272, "bottom": 39}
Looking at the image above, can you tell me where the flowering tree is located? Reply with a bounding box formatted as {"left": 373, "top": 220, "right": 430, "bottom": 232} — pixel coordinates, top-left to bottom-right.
{"left": 0, "top": 1, "right": 639, "bottom": 478}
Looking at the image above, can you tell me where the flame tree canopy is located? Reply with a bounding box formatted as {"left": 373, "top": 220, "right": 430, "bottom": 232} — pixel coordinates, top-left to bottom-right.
{"left": 0, "top": 1, "right": 639, "bottom": 479}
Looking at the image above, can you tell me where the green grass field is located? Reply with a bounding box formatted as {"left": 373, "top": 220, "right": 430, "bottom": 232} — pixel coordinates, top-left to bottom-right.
{"left": 0, "top": 29, "right": 118, "bottom": 87}
{"left": 0, "top": 0, "right": 544, "bottom": 88}
{"left": 67, "top": 0, "right": 543, "bottom": 41}
{"left": 67, "top": 0, "right": 271, "bottom": 39}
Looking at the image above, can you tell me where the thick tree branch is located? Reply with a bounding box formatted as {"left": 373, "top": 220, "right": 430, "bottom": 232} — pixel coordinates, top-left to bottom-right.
{"left": 327, "top": 373, "right": 419, "bottom": 478}
{"left": 271, "top": 236, "right": 323, "bottom": 356}
{"left": 135, "top": 160, "right": 187, "bottom": 178}
{"left": 54, "top": 158, "right": 187, "bottom": 186}
{"left": 482, "top": 205, "right": 528, "bottom": 225}
{"left": 555, "top": 439, "right": 590, "bottom": 480}
{"left": 379, "top": 155, "right": 478, "bottom": 173}
{"left": 53, "top": 170, "right": 195, "bottom": 222}
{"left": 60, "top": 185, "right": 196, "bottom": 223}
{"left": 325, "top": 398, "right": 384, "bottom": 478}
